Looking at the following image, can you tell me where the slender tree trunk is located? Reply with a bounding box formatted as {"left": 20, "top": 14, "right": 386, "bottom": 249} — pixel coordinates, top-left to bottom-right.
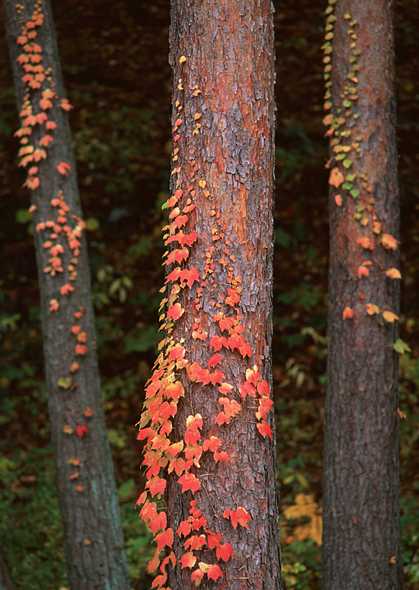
{"left": 3, "top": 2, "right": 129, "bottom": 588}
{"left": 138, "top": 1, "right": 282, "bottom": 589}
{"left": 0, "top": 551, "right": 14, "bottom": 590}
{"left": 322, "top": 1, "right": 401, "bottom": 589}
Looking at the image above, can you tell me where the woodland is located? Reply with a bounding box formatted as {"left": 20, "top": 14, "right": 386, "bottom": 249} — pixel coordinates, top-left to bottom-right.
{"left": 0, "top": 1, "right": 418, "bottom": 589}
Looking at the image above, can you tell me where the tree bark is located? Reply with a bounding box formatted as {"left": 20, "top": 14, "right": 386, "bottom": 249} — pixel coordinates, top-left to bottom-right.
{"left": 0, "top": 551, "right": 14, "bottom": 590}
{"left": 322, "top": 1, "right": 401, "bottom": 589}
{"left": 138, "top": 1, "right": 282, "bottom": 589}
{"left": 3, "top": 2, "right": 129, "bottom": 589}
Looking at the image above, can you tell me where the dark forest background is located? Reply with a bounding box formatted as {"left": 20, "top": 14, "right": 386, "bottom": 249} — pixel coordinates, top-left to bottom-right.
{"left": 0, "top": 1, "right": 417, "bottom": 588}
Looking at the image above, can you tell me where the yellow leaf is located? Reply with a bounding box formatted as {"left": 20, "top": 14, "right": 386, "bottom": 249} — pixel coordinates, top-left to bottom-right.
{"left": 381, "top": 233, "right": 398, "bottom": 250}
{"left": 284, "top": 494, "right": 322, "bottom": 546}
{"left": 382, "top": 310, "right": 399, "bottom": 323}
{"left": 179, "top": 55, "right": 187, "bottom": 64}
{"left": 366, "top": 303, "right": 380, "bottom": 316}
{"left": 385, "top": 268, "right": 401, "bottom": 280}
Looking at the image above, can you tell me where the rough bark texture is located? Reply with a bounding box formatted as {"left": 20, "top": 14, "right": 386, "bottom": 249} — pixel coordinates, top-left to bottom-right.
{"left": 323, "top": 1, "right": 401, "bottom": 589}
{"left": 3, "top": 2, "right": 129, "bottom": 589}
{"left": 166, "top": 1, "right": 282, "bottom": 589}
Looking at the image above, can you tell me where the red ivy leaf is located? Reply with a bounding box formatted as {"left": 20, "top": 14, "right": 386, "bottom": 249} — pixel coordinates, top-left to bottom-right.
{"left": 256, "top": 421, "right": 273, "bottom": 439}
{"left": 155, "top": 527, "right": 174, "bottom": 551}
{"left": 191, "top": 568, "right": 204, "bottom": 586}
{"left": 223, "top": 506, "right": 251, "bottom": 529}
{"left": 178, "top": 472, "right": 201, "bottom": 494}
{"left": 180, "top": 551, "right": 197, "bottom": 569}
{"left": 148, "top": 476, "right": 167, "bottom": 497}
{"left": 167, "top": 302, "right": 184, "bottom": 321}
{"left": 207, "top": 564, "right": 223, "bottom": 581}
{"left": 75, "top": 424, "right": 88, "bottom": 438}
{"left": 177, "top": 519, "right": 192, "bottom": 538}
{"left": 56, "top": 161, "right": 71, "bottom": 176}
{"left": 208, "top": 353, "right": 223, "bottom": 368}
{"left": 216, "top": 543, "right": 234, "bottom": 562}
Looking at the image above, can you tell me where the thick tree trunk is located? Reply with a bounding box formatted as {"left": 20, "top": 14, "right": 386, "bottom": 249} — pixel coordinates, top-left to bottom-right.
{"left": 138, "top": 1, "right": 282, "bottom": 589}
{"left": 3, "top": 2, "right": 129, "bottom": 589}
{"left": 322, "top": 1, "right": 401, "bottom": 589}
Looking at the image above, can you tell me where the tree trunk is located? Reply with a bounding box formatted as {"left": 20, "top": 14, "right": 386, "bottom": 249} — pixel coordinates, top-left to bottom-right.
{"left": 138, "top": 1, "right": 282, "bottom": 589}
{"left": 322, "top": 1, "right": 401, "bottom": 589}
{"left": 0, "top": 551, "right": 14, "bottom": 590}
{"left": 3, "top": 2, "right": 129, "bottom": 589}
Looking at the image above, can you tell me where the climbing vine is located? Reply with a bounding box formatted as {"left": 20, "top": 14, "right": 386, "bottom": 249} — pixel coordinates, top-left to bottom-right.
{"left": 322, "top": 0, "right": 401, "bottom": 325}
{"left": 13, "top": 0, "right": 92, "bottom": 468}
{"left": 137, "top": 54, "right": 274, "bottom": 589}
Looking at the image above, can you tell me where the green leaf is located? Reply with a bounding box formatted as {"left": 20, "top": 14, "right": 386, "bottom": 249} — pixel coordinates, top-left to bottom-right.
{"left": 350, "top": 188, "right": 360, "bottom": 198}
{"left": 124, "top": 326, "right": 159, "bottom": 353}
{"left": 118, "top": 478, "right": 135, "bottom": 502}
{"left": 343, "top": 158, "right": 353, "bottom": 169}
{"left": 393, "top": 338, "right": 411, "bottom": 355}
{"left": 85, "top": 217, "right": 99, "bottom": 231}
{"left": 57, "top": 377, "right": 72, "bottom": 390}
{"left": 16, "top": 209, "right": 32, "bottom": 224}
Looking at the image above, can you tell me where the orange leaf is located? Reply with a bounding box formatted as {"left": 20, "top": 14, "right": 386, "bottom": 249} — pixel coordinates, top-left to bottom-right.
{"left": 357, "top": 265, "right": 369, "bottom": 278}
{"left": 215, "top": 398, "right": 241, "bottom": 425}
{"left": 191, "top": 568, "right": 204, "bottom": 586}
{"left": 178, "top": 472, "right": 201, "bottom": 494}
{"left": 216, "top": 543, "right": 233, "bottom": 562}
{"left": 257, "top": 421, "right": 273, "bottom": 439}
{"left": 382, "top": 310, "right": 399, "bottom": 323}
{"left": 208, "top": 353, "right": 223, "bottom": 368}
{"left": 385, "top": 268, "right": 401, "bottom": 280}
{"left": 213, "top": 450, "right": 230, "bottom": 463}
{"left": 177, "top": 519, "right": 192, "bottom": 538}
{"left": 357, "top": 236, "right": 374, "bottom": 251}
{"left": 165, "top": 247, "right": 190, "bottom": 266}
{"left": 49, "top": 298, "right": 59, "bottom": 312}
{"left": 57, "top": 161, "right": 71, "bottom": 176}
{"left": 185, "top": 534, "right": 206, "bottom": 551}
{"left": 257, "top": 379, "right": 270, "bottom": 396}
{"left": 329, "top": 167, "right": 344, "bottom": 188}
{"left": 207, "top": 564, "right": 223, "bottom": 581}
{"left": 60, "top": 98, "right": 73, "bottom": 111}
{"left": 167, "top": 302, "right": 184, "bottom": 321}
{"left": 381, "top": 233, "right": 398, "bottom": 251}
{"left": 342, "top": 306, "right": 354, "bottom": 320}
{"left": 155, "top": 528, "right": 174, "bottom": 551}
{"left": 223, "top": 506, "right": 251, "bottom": 529}
{"left": 202, "top": 436, "right": 222, "bottom": 453}
{"left": 366, "top": 303, "right": 380, "bottom": 316}
{"left": 180, "top": 552, "right": 197, "bottom": 569}
{"left": 148, "top": 476, "right": 167, "bottom": 497}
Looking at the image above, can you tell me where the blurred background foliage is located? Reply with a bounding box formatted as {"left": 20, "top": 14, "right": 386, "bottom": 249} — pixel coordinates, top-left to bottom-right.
{"left": 0, "top": 1, "right": 418, "bottom": 588}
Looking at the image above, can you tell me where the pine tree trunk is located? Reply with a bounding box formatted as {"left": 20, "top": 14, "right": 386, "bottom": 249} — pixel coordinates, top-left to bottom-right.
{"left": 3, "top": 2, "right": 129, "bottom": 588}
{"left": 322, "top": 1, "right": 401, "bottom": 589}
{"left": 138, "top": 1, "right": 282, "bottom": 589}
